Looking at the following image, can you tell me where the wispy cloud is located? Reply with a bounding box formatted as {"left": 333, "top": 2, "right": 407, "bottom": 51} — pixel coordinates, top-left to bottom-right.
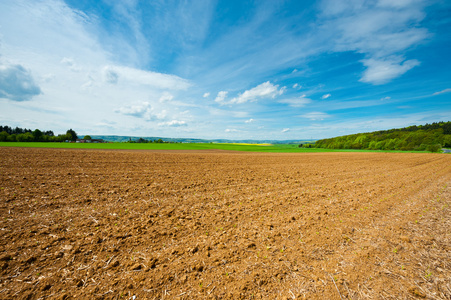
{"left": 433, "top": 88, "right": 451, "bottom": 96}
{"left": 245, "top": 118, "right": 255, "bottom": 123}
{"left": 158, "top": 120, "right": 187, "bottom": 127}
{"left": 301, "top": 112, "right": 330, "bottom": 121}
{"left": 321, "top": 93, "right": 331, "bottom": 99}
{"left": 102, "top": 65, "right": 191, "bottom": 90}
{"left": 320, "top": 0, "right": 428, "bottom": 84}
{"left": 359, "top": 57, "right": 420, "bottom": 85}
{"left": 279, "top": 95, "right": 312, "bottom": 107}
{"left": 281, "top": 128, "right": 290, "bottom": 133}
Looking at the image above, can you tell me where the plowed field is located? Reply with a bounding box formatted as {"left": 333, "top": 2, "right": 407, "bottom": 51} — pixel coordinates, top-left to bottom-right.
{"left": 0, "top": 147, "right": 450, "bottom": 299}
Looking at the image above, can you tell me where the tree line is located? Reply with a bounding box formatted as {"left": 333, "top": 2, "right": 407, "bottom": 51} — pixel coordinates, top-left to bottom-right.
{"left": 315, "top": 121, "right": 451, "bottom": 152}
{"left": 0, "top": 125, "right": 78, "bottom": 142}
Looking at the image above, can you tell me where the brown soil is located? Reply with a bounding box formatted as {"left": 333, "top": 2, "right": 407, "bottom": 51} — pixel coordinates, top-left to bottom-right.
{"left": 0, "top": 147, "right": 450, "bottom": 300}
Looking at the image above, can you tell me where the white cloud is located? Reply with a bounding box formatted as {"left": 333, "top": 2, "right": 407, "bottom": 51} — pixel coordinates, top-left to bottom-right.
{"left": 359, "top": 57, "right": 420, "bottom": 85}
{"left": 433, "top": 88, "right": 451, "bottom": 96}
{"left": 281, "top": 128, "right": 290, "bottom": 133}
{"left": 230, "top": 81, "right": 284, "bottom": 104}
{"left": 301, "top": 112, "right": 330, "bottom": 121}
{"left": 381, "top": 96, "right": 391, "bottom": 101}
{"left": 245, "top": 118, "right": 255, "bottom": 123}
{"left": 225, "top": 128, "right": 239, "bottom": 132}
{"left": 159, "top": 92, "right": 174, "bottom": 102}
{"left": 279, "top": 95, "right": 312, "bottom": 107}
{"left": 203, "top": 92, "right": 210, "bottom": 98}
{"left": 214, "top": 91, "right": 228, "bottom": 103}
{"left": 321, "top": 93, "right": 331, "bottom": 99}
{"left": 293, "top": 83, "right": 302, "bottom": 89}
{"left": 158, "top": 120, "right": 187, "bottom": 127}
{"left": 0, "top": 63, "right": 42, "bottom": 101}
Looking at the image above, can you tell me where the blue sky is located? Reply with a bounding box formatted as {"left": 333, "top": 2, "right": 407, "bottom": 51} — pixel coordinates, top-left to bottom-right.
{"left": 0, "top": 0, "right": 450, "bottom": 140}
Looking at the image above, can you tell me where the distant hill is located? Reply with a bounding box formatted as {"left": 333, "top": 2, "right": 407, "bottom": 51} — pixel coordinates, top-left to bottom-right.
{"left": 315, "top": 121, "right": 451, "bottom": 152}
{"left": 89, "top": 135, "right": 315, "bottom": 145}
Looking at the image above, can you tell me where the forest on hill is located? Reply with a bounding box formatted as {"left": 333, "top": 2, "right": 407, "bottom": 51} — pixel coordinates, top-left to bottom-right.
{"left": 315, "top": 121, "right": 451, "bottom": 152}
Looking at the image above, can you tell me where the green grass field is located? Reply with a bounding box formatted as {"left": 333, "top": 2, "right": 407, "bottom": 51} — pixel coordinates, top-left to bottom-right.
{"left": 0, "top": 142, "right": 437, "bottom": 153}
{"left": 0, "top": 142, "right": 335, "bottom": 152}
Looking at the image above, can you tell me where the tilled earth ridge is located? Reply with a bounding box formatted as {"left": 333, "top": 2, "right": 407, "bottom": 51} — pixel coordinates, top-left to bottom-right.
{"left": 0, "top": 147, "right": 450, "bottom": 300}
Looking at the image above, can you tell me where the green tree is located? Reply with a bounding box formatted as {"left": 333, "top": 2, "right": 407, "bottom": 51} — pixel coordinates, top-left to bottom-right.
{"left": 7, "top": 134, "right": 17, "bottom": 142}
{"left": 426, "top": 144, "right": 441, "bottom": 153}
{"left": 83, "top": 135, "right": 92, "bottom": 140}
{"left": 66, "top": 129, "right": 78, "bottom": 141}
{"left": 0, "top": 131, "right": 9, "bottom": 141}
{"left": 16, "top": 132, "right": 34, "bottom": 142}
{"left": 32, "top": 129, "right": 43, "bottom": 142}
{"left": 443, "top": 135, "right": 451, "bottom": 148}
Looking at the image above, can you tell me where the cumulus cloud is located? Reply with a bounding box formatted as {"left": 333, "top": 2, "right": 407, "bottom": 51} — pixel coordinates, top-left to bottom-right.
{"left": 279, "top": 95, "right": 312, "bottom": 107}
{"left": 301, "top": 112, "right": 330, "bottom": 121}
{"left": 433, "top": 88, "right": 451, "bottom": 96}
{"left": 158, "top": 120, "right": 187, "bottom": 127}
{"left": 159, "top": 92, "right": 174, "bottom": 102}
{"left": 245, "top": 118, "right": 255, "bottom": 123}
{"left": 359, "top": 57, "right": 420, "bottom": 85}
{"left": 321, "top": 93, "right": 331, "bottom": 99}
{"left": 0, "top": 63, "right": 42, "bottom": 101}
{"left": 214, "top": 91, "right": 228, "bottom": 103}
{"left": 203, "top": 92, "right": 210, "bottom": 98}
{"left": 230, "top": 81, "right": 284, "bottom": 104}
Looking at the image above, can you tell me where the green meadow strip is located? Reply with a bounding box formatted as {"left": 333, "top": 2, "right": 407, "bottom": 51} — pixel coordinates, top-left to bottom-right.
{"left": 0, "top": 142, "right": 330, "bottom": 152}
{"left": 0, "top": 142, "right": 431, "bottom": 153}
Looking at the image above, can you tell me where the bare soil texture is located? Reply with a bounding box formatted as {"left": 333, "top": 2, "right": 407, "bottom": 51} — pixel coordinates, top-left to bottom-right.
{"left": 0, "top": 147, "right": 450, "bottom": 300}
